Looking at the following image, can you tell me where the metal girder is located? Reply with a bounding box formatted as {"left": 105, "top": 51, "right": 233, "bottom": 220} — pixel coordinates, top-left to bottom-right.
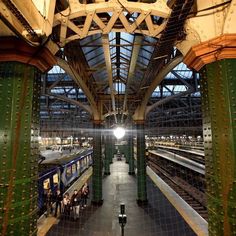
{"left": 146, "top": 88, "right": 195, "bottom": 115}
{"left": 54, "top": 0, "right": 170, "bottom": 46}
{"left": 47, "top": 73, "right": 67, "bottom": 90}
{"left": 46, "top": 93, "right": 92, "bottom": 114}
{"left": 0, "top": 0, "right": 56, "bottom": 45}
{"left": 57, "top": 57, "right": 100, "bottom": 119}
{"left": 102, "top": 34, "right": 117, "bottom": 123}
{"left": 133, "top": 55, "right": 183, "bottom": 120}
{"left": 121, "top": 35, "right": 143, "bottom": 122}
{"left": 137, "top": 0, "right": 194, "bottom": 98}
{"left": 171, "top": 70, "right": 194, "bottom": 90}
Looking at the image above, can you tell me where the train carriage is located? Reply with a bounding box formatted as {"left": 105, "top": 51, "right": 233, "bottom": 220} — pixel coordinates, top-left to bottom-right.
{"left": 38, "top": 148, "right": 93, "bottom": 214}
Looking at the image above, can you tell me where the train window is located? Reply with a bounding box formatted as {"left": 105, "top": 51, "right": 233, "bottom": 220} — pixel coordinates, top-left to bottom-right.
{"left": 80, "top": 160, "right": 83, "bottom": 169}
{"left": 53, "top": 174, "right": 59, "bottom": 186}
{"left": 77, "top": 162, "right": 80, "bottom": 172}
{"left": 66, "top": 166, "right": 72, "bottom": 177}
{"left": 84, "top": 158, "right": 87, "bottom": 166}
{"left": 43, "top": 179, "right": 50, "bottom": 190}
{"left": 72, "top": 164, "right": 76, "bottom": 174}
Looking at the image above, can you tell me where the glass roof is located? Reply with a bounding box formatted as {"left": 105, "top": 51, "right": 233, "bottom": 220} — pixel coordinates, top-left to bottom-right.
{"left": 151, "top": 62, "right": 199, "bottom": 98}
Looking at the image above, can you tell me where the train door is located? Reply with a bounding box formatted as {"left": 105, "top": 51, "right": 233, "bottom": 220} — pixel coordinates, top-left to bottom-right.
{"left": 66, "top": 165, "right": 72, "bottom": 181}
{"left": 72, "top": 163, "right": 77, "bottom": 178}
{"left": 40, "top": 177, "right": 50, "bottom": 213}
{"left": 52, "top": 172, "right": 59, "bottom": 193}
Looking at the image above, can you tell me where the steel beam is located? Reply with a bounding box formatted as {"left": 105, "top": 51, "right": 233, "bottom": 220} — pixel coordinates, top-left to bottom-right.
{"left": 146, "top": 88, "right": 195, "bottom": 115}
{"left": 54, "top": 0, "right": 170, "bottom": 44}
{"left": 122, "top": 35, "right": 143, "bottom": 122}
{"left": 133, "top": 55, "right": 183, "bottom": 120}
{"left": 57, "top": 57, "right": 100, "bottom": 120}
{"left": 46, "top": 93, "right": 92, "bottom": 115}
{"left": 102, "top": 35, "right": 117, "bottom": 123}
{"left": 0, "top": 0, "right": 56, "bottom": 44}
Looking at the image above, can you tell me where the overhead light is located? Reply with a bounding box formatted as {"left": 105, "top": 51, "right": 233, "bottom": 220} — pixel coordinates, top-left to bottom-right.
{"left": 113, "top": 127, "right": 126, "bottom": 139}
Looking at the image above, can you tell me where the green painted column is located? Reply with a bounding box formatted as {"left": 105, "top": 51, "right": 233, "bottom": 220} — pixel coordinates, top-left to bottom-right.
{"left": 104, "top": 133, "right": 111, "bottom": 175}
{"left": 110, "top": 136, "right": 114, "bottom": 163}
{"left": 0, "top": 62, "right": 40, "bottom": 236}
{"left": 136, "top": 123, "right": 147, "bottom": 204}
{"left": 128, "top": 132, "right": 135, "bottom": 175}
{"left": 200, "top": 59, "right": 236, "bottom": 236}
{"left": 112, "top": 136, "right": 117, "bottom": 163}
{"left": 124, "top": 143, "right": 129, "bottom": 163}
{"left": 92, "top": 122, "right": 103, "bottom": 205}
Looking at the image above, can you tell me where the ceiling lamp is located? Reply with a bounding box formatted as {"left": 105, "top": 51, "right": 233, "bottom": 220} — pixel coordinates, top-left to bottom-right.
{"left": 113, "top": 126, "right": 126, "bottom": 139}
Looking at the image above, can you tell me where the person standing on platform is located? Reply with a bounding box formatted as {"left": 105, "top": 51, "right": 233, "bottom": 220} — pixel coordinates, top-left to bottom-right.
{"left": 81, "top": 183, "right": 89, "bottom": 208}
{"left": 71, "top": 189, "right": 81, "bottom": 220}
{"left": 46, "top": 189, "right": 53, "bottom": 217}
{"left": 62, "top": 193, "right": 71, "bottom": 219}
{"left": 54, "top": 189, "right": 63, "bottom": 217}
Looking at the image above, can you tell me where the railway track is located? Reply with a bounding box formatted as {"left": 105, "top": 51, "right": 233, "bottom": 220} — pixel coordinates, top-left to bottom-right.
{"left": 148, "top": 157, "right": 208, "bottom": 220}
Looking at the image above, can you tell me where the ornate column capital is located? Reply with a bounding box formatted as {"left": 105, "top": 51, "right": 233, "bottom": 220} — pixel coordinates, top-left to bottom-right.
{"left": 183, "top": 34, "right": 236, "bottom": 71}
{"left": 0, "top": 37, "right": 56, "bottom": 72}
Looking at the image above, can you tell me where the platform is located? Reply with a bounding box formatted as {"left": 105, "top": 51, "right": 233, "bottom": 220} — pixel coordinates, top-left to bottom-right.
{"left": 45, "top": 158, "right": 196, "bottom": 236}
{"left": 37, "top": 167, "right": 93, "bottom": 236}
{"left": 149, "top": 149, "right": 205, "bottom": 175}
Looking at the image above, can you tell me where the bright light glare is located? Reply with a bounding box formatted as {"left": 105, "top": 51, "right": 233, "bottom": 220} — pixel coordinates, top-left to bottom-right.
{"left": 113, "top": 127, "right": 125, "bottom": 139}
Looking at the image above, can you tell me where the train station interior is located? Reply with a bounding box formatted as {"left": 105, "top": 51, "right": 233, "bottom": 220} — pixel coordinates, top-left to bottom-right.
{"left": 0, "top": 0, "right": 236, "bottom": 235}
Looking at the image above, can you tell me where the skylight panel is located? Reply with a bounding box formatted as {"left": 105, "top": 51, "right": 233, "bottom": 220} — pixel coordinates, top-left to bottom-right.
{"left": 165, "top": 71, "right": 176, "bottom": 79}
{"left": 174, "top": 85, "right": 187, "bottom": 92}
{"left": 48, "top": 65, "right": 65, "bottom": 74}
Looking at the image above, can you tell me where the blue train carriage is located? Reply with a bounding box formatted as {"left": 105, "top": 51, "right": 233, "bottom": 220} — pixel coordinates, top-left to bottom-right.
{"left": 38, "top": 148, "right": 93, "bottom": 214}
{"left": 38, "top": 167, "right": 60, "bottom": 215}
{"left": 60, "top": 149, "right": 93, "bottom": 190}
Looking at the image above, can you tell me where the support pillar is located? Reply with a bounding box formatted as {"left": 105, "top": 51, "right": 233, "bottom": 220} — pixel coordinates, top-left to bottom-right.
{"left": 0, "top": 37, "right": 55, "bottom": 236}
{"left": 200, "top": 59, "right": 236, "bottom": 236}
{"left": 124, "top": 143, "right": 129, "bottom": 164}
{"left": 104, "top": 132, "right": 111, "bottom": 175}
{"left": 110, "top": 136, "right": 115, "bottom": 163}
{"left": 128, "top": 131, "right": 135, "bottom": 175}
{"left": 92, "top": 122, "right": 103, "bottom": 205}
{"left": 136, "top": 122, "right": 147, "bottom": 204}
{"left": 0, "top": 62, "right": 40, "bottom": 236}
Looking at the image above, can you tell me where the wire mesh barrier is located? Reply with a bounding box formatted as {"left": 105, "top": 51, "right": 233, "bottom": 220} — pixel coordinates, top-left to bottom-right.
{"left": 39, "top": 152, "right": 201, "bottom": 236}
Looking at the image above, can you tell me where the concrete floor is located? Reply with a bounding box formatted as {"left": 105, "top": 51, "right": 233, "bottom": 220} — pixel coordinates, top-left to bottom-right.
{"left": 46, "top": 159, "right": 196, "bottom": 236}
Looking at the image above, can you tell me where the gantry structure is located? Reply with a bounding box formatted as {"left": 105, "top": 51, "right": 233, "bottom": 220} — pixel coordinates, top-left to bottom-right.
{"left": 0, "top": 0, "right": 236, "bottom": 235}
